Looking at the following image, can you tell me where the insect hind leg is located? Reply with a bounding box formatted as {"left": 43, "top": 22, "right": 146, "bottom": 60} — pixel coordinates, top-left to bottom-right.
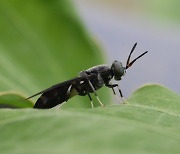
{"left": 87, "top": 93, "right": 94, "bottom": 108}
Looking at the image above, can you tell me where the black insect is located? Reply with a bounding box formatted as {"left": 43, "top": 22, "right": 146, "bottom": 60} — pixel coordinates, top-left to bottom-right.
{"left": 26, "top": 43, "right": 148, "bottom": 109}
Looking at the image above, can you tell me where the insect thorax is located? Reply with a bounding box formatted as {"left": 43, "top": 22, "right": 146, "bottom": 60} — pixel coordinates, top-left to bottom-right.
{"left": 78, "top": 65, "right": 113, "bottom": 94}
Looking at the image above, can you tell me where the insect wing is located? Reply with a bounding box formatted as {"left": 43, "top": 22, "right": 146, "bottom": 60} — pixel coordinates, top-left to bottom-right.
{"left": 32, "top": 77, "right": 87, "bottom": 109}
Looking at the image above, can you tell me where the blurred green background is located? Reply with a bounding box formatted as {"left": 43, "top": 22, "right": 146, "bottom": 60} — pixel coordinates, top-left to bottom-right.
{"left": 0, "top": 0, "right": 109, "bottom": 108}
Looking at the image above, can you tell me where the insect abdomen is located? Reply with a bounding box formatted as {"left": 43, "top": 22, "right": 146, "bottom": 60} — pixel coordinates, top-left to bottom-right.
{"left": 34, "top": 83, "right": 74, "bottom": 109}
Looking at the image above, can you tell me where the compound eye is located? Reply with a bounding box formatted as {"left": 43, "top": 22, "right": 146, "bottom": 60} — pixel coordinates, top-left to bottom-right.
{"left": 111, "top": 61, "right": 125, "bottom": 80}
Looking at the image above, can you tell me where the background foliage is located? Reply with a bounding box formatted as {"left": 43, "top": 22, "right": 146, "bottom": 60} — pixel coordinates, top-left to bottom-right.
{"left": 0, "top": 0, "right": 108, "bottom": 108}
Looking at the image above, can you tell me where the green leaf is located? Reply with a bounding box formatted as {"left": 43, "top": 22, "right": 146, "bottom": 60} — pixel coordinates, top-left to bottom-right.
{"left": 128, "top": 84, "right": 180, "bottom": 114}
{"left": 0, "top": 84, "right": 179, "bottom": 154}
{"left": 0, "top": 0, "right": 109, "bottom": 108}
{"left": 0, "top": 93, "right": 33, "bottom": 108}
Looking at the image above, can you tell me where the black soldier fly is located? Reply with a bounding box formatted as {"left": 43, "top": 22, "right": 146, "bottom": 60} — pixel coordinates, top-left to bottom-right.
{"left": 26, "top": 43, "right": 148, "bottom": 109}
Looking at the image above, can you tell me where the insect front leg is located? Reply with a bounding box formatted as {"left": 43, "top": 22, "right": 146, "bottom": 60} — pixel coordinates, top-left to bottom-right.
{"left": 106, "top": 83, "right": 129, "bottom": 104}
{"left": 106, "top": 83, "right": 123, "bottom": 97}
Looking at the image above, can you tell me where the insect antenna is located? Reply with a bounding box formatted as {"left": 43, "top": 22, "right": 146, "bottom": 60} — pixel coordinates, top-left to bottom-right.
{"left": 126, "top": 43, "right": 148, "bottom": 69}
{"left": 126, "top": 42, "right": 137, "bottom": 67}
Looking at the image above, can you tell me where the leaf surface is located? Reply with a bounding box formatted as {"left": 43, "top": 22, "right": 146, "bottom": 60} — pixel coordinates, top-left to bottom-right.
{"left": 0, "top": 84, "right": 179, "bottom": 154}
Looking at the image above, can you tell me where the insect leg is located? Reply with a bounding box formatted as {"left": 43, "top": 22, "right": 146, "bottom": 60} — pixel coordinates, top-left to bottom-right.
{"left": 66, "top": 84, "right": 72, "bottom": 101}
{"left": 117, "top": 87, "right": 123, "bottom": 97}
{"left": 116, "top": 85, "right": 129, "bottom": 104}
{"left": 106, "top": 84, "right": 123, "bottom": 97}
{"left": 111, "top": 87, "right": 116, "bottom": 95}
{"left": 106, "top": 84, "right": 122, "bottom": 103}
{"left": 87, "top": 80, "right": 105, "bottom": 107}
{"left": 111, "top": 87, "right": 122, "bottom": 103}
{"left": 87, "top": 93, "right": 94, "bottom": 108}
{"left": 106, "top": 83, "right": 129, "bottom": 104}
{"left": 56, "top": 84, "right": 73, "bottom": 110}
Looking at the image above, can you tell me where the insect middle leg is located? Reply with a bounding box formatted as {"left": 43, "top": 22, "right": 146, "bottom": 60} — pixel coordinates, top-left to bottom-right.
{"left": 87, "top": 80, "right": 105, "bottom": 107}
